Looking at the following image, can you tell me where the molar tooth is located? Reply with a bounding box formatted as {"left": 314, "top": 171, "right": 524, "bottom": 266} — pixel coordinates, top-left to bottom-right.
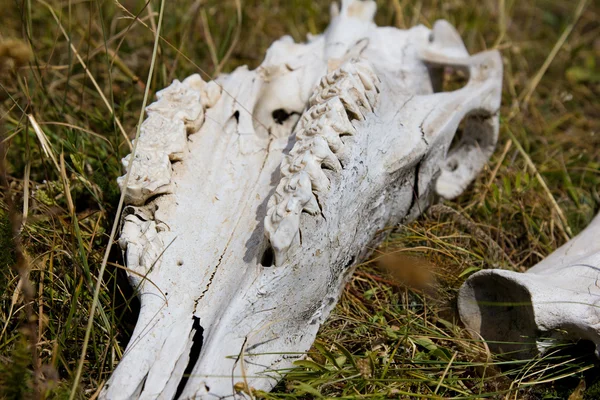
{"left": 320, "top": 126, "right": 345, "bottom": 153}
{"left": 356, "top": 62, "right": 381, "bottom": 91}
{"left": 202, "top": 81, "right": 222, "bottom": 108}
{"left": 324, "top": 97, "right": 357, "bottom": 135}
{"left": 270, "top": 213, "right": 300, "bottom": 259}
{"left": 355, "top": 69, "right": 374, "bottom": 91}
{"left": 302, "top": 193, "right": 321, "bottom": 215}
{"left": 285, "top": 197, "right": 299, "bottom": 213}
{"left": 280, "top": 155, "right": 297, "bottom": 175}
{"left": 311, "top": 136, "right": 341, "bottom": 172}
{"left": 137, "top": 114, "right": 187, "bottom": 161}
{"left": 309, "top": 87, "right": 339, "bottom": 106}
{"left": 275, "top": 201, "right": 287, "bottom": 219}
{"left": 338, "top": 94, "right": 365, "bottom": 120}
{"left": 304, "top": 160, "right": 330, "bottom": 192}
{"left": 344, "top": 77, "right": 373, "bottom": 110}
{"left": 290, "top": 154, "right": 307, "bottom": 172}
{"left": 271, "top": 208, "right": 283, "bottom": 223}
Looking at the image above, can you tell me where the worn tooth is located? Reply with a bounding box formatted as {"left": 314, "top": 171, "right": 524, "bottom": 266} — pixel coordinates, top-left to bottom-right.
{"left": 118, "top": 151, "right": 172, "bottom": 205}
{"left": 148, "top": 79, "right": 206, "bottom": 134}
{"left": 137, "top": 114, "right": 187, "bottom": 161}
{"left": 323, "top": 127, "right": 345, "bottom": 152}
{"left": 355, "top": 68, "right": 374, "bottom": 91}
{"left": 294, "top": 128, "right": 310, "bottom": 142}
{"left": 344, "top": 61, "right": 380, "bottom": 94}
{"left": 285, "top": 196, "right": 301, "bottom": 213}
{"left": 290, "top": 154, "right": 307, "bottom": 172}
{"left": 270, "top": 213, "right": 301, "bottom": 260}
{"left": 296, "top": 171, "right": 313, "bottom": 196}
{"left": 317, "top": 125, "right": 345, "bottom": 153}
{"left": 310, "top": 136, "right": 341, "bottom": 172}
{"left": 302, "top": 193, "right": 321, "bottom": 215}
{"left": 358, "top": 62, "right": 381, "bottom": 91}
{"left": 338, "top": 93, "right": 365, "bottom": 120}
{"left": 342, "top": 78, "right": 372, "bottom": 115}
{"left": 309, "top": 87, "right": 333, "bottom": 106}
{"left": 352, "top": 75, "right": 378, "bottom": 109}
{"left": 181, "top": 74, "right": 205, "bottom": 91}
{"left": 276, "top": 200, "right": 288, "bottom": 218}
{"left": 280, "top": 155, "right": 298, "bottom": 175}
{"left": 356, "top": 67, "right": 379, "bottom": 94}
{"left": 201, "top": 81, "right": 222, "bottom": 108}
{"left": 304, "top": 159, "right": 330, "bottom": 192}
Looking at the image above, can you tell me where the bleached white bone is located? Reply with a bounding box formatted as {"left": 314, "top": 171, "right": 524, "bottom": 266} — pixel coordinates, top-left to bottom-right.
{"left": 459, "top": 212, "right": 600, "bottom": 358}
{"left": 103, "top": 1, "right": 502, "bottom": 399}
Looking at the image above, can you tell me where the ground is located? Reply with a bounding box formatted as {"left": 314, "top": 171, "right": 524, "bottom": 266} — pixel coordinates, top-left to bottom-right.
{"left": 0, "top": 0, "right": 599, "bottom": 399}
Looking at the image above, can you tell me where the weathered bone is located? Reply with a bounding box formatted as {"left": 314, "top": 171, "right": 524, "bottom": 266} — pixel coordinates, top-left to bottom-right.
{"left": 459, "top": 212, "right": 600, "bottom": 359}
{"left": 103, "top": 1, "right": 502, "bottom": 398}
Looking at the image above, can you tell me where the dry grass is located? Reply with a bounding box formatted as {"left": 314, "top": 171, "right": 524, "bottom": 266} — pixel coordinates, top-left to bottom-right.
{"left": 0, "top": 0, "right": 598, "bottom": 399}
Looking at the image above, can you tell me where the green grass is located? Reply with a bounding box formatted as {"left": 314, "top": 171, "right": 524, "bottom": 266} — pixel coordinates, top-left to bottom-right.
{"left": 0, "top": 0, "right": 599, "bottom": 399}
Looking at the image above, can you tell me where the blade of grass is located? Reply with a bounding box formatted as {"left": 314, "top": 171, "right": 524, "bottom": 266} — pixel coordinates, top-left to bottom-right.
{"left": 68, "top": 0, "right": 166, "bottom": 397}
{"left": 37, "top": 0, "right": 133, "bottom": 151}
{"left": 510, "top": 0, "right": 588, "bottom": 118}
{"left": 506, "top": 127, "right": 572, "bottom": 240}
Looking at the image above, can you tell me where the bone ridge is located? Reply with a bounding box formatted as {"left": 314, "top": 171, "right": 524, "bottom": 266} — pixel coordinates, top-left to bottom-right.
{"left": 264, "top": 60, "right": 380, "bottom": 264}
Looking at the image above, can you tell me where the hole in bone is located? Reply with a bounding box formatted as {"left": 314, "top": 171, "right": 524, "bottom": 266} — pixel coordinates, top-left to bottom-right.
{"left": 140, "top": 192, "right": 168, "bottom": 208}
{"left": 427, "top": 65, "right": 469, "bottom": 93}
{"left": 461, "top": 273, "right": 538, "bottom": 359}
{"left": 344, "top": 256, "right": 356, "bottom": 269}
{"left": 233, "top": 110, "right": 240, "bottom": 123}
{"left": 260, "top": 245, "right": 275, "bottom": 267}
{"left": 447, "top": 159, "right": 459, "bottom": 172}
{"left": 174, "top": 316, "right": 205, "bottom": 399}
{"left": 445, "top": 111, "right": 494, "bottom": 171}
{"left": 272, "top": 108, "right": 291, "bottom": 125}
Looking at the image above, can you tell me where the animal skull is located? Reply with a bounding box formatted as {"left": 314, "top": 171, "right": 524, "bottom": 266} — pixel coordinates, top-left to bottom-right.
{"left": 103, "top": 1, "right": 502, "bottom": 398}
{"left": 459, "top": 212, "right": 600, "bottom": 359}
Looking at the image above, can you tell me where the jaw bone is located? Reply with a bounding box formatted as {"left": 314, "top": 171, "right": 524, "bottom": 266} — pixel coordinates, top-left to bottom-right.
{"left": 102, "top": 1, "right": 502, "bottom": 398}
{"left": 459, "top": 212, "right": 600, "bottom": 359}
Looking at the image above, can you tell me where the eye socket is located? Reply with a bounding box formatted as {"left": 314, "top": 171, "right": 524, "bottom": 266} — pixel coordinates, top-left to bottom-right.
{"left": 436, "top": 110, "right": 496, "bottom": 199}
{"left": 427, "top": 65, "right": 469, "bottom": 93}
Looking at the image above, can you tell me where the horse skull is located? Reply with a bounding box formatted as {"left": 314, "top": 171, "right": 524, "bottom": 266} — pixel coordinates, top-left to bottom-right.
{"left": 102, "top": 1, "right": 502, "bottom": 398}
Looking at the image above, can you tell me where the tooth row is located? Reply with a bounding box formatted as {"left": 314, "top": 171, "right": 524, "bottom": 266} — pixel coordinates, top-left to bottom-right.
{"left": 309, "top": 61, "right": 380, "bottom": 119}
{"left": 264, "top": 61, "right": 380, "bottom": 264}
{"left": 118, "top": 75, "right": 222, "bottom": 205}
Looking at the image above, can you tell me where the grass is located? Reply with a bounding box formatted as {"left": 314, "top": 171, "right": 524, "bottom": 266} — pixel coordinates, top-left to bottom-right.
{"left": 0, "top": 0, "right": 598, "bottom": 399}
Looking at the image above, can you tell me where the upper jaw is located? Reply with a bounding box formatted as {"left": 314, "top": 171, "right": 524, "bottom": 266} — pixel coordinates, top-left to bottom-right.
{"left": 103, "top": 2, "right": 502, "bottom": 399}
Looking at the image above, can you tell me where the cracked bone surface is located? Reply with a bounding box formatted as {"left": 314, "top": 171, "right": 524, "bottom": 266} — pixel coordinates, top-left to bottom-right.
{"left": 103, "top": 1, "right": 502, "bottom": 398}
{"left": 459, "top": 212, "right": 600, "bottom": 359}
